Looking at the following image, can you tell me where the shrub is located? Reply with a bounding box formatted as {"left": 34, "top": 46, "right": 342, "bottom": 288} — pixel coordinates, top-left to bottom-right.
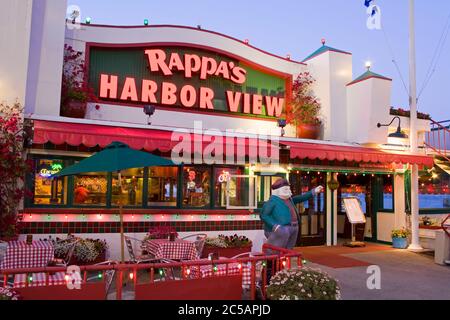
{"left": 267, "top": 268, "right": 341, "bottom": 300}
{"left": 205, "top": 234, "right": 252, "bottom": 248}
{"left": 392, "top": 228, "right": 410, "bottom": 239}
{"left": 0, "top": 287, "right": 21, "bottom": 301}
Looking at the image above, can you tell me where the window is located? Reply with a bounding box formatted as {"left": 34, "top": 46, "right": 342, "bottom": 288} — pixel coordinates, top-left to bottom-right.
{"left": 147, "top": 167, "right": 178, "bottom": 207}
{"left": 419, "top": 167, "right": 450, "bottom": 209}
{"left": 226, "top": 175, "right": 258, "bottom": 209}
{"left": 214, "top": 167, "right": 244, "bottom": 207}
{"left": 33, "top": 159, "right": 67, "bottom": 205}
{"left": 112, "top": 168, "right": 144, "bottom": 207}
{"left": 382, "top": 175, "right": 394, "bottom": 211}
{"left": 73, "top": 172, "right": 108, "bottom": 206}
{"left": 258, "top": 175, "right": 284, "bottom": 203}
{"left": 182, "top": 166, "right": 211, "bottom": 207}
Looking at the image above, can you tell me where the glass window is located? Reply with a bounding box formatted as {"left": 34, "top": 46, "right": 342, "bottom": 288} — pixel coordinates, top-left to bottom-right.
{"left": 214, "top": 167, "right": 244, "bottom": 207}
{"left": 382, "top": 175, "right": 394, "bottom": 211}
{"left": 33, "top": 159, "right": 67, "bottom": 205}
{"left": 182, "top": 166, "right": 211, "bottom": 207}
{"left": 419, "top": 167, "right": 450, "bottom": 209}
{"left": 112, "top": 168, "right": 145, "bottom": 206}
{"left": 226, "top": 175, "right": 258, "bottom": 209}
{"left": 338, "top": 174, "right": 372, "bottom": 215}
{"left": 259, "top": 175, "right": 284, "bottom": 202}
{"left": 73, "top": 172, "right": 108, "bottom": 206}
{"left": 147, "top": 167, "right": 178, "bottom": 207}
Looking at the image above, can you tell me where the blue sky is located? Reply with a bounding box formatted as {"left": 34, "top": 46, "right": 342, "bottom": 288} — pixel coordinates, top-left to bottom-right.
{"left": 72, "top": 0, "right": 450, "bottom": 121}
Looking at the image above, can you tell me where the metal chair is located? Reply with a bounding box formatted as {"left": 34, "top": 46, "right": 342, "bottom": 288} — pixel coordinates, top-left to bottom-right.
{"left": 181, "top": 234, "right": 207, "bottom": 259}
{"left": 228, "top": 252, "right": 265, "bottom": 298}
{"left": 124, "top": 236, "right": 157, "bottom": 264}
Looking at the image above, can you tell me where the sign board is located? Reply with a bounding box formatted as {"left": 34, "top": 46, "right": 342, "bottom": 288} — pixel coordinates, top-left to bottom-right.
{"left": 88, "top": 45, "right": 288, "bottom": 119}
{"left": 342, "top": 197, "right": 366, "bottom": 224}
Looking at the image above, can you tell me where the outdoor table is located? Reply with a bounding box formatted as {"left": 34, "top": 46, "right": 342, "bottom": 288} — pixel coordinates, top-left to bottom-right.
{"left": 190, "top": 260, "right": 252, "bottom": 286}
{"left": 0, "top": 241, "right": 54, "bottom": 270}
{"left": 143, "top": 239, "right": 198, "bottom": 261}
{"left": 13, "top": 272, "right": 82, "bottom": 289}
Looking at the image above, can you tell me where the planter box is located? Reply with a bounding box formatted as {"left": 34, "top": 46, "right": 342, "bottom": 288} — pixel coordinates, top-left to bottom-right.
{"left": 201, "top": 246, "right": 252, "bottom": 259}
{"left": 68, "top": 252, "right": 107, "bottom": 266}
{"left": 392, "top": 237, "right": 408, "bottom": 249}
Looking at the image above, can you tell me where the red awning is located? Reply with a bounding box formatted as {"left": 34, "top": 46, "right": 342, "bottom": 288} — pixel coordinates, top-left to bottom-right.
{"left": 282, "top": 141, "right": 434, "bottom": 167}
{"left": 33, "top": 120, "right": 176, "bottom": 152}
{"left": 32, "top": 120, "right": 277, "bottom": 158}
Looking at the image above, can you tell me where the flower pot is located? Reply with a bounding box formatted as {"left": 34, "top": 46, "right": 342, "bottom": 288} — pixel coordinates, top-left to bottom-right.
{"left": 392, "top": 237, "right": 408, "bottom": 249}
{"left": 61, "top": 100, "right": 87, "bottom": 119}
{"left": 201, "top": 245, "right": 252, "bottom": 259}
{"left": 296, "top": 124, "right": 321, "bottom": 139}
{"left": 69, "top": 251, "right": 106, "bottom": 266}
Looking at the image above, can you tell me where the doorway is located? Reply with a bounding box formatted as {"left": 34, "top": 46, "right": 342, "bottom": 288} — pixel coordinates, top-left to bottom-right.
{"left": 337, "top": 174, "right": 375, "bottom": 242}
{"left": 289, "top": 172, "right": 327, "bottom": 246}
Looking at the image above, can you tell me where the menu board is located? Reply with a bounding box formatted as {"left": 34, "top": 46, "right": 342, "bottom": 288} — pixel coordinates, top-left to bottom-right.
{"left": 343, "top": 198, "right": 366, "bottom": 224}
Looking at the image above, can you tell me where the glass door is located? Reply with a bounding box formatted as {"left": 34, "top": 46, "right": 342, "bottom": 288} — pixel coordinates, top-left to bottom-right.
{"left": 290, "top": 172, "right": 327, "bottom": 246}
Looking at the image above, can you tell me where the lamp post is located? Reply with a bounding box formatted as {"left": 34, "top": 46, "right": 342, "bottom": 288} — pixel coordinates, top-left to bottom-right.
{"left": 407, "top": 0, "right": 423, "bottom": 251}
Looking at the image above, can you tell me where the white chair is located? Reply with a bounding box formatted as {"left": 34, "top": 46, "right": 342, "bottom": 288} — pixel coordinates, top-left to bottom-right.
{"left": 181, "top": 234, "right": 207, "bottom": 259}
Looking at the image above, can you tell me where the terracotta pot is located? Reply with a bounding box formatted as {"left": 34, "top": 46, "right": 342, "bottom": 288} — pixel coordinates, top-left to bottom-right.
{"left": 296, "top": 124, "right": 321, "bottom": 139}
{"left": 201, "top": 245, "right": 252, "bottom": 259}
{"left": 61, "top": 100, "right": 87, "bottom": 119}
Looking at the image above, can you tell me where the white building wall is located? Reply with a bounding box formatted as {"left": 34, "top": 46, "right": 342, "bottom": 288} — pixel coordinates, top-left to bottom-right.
{"left": 346, "top": 77, "right": 392, "bottom": 145}
{"left": 0, "top": 0, "right": 33, "bottom": 105}
{"left": 306, "top": 51, "right": 352, "bottom": 142}
{"left": 24, "top": 0, "right": 67, "bottom": 116}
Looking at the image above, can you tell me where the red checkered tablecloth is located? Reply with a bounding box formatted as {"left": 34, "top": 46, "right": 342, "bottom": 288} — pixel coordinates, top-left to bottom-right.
{"left": 190, "top": 261, "right": 252, "bottom": 286}
{"left": 0, "top": 241, "right": 54, "bottom": 270}
{"left": 13, "top": 272, "right": 82, "bottom": 289}
{"left": 144, "top": 239, "right": 198, "bottom": 260}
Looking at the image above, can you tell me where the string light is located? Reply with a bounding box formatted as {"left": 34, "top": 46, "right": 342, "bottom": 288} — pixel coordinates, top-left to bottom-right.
{"left": 28, "top": 275, "right": 33, "bottom": 283}
{"left": 213, "top": 265, "right": 218, "bottom": 272}
{"left": 186, "top": 268, "right": 191, "bottom": 276}
{"left": 98, "top": 272, "right": 103, "bottom": 279}
{"left": 64, "top": 274, "right": 70, "bottom": 282}
{"left": 29, "top": 214, "right": 32, "bottom": 219}
{"left": 85, "top": 17, "right": 92, "bottom": 24}
{"left": 143, "top": 19, "right": 149, "bottom": 26}
{"left": 262, "top": 262, "right": 267, "bottom": 267}
{"left": 65, "top": 214, "right": 68, "bottom": 220}
{"left": 238, "top": 263, "right": 242, "bottom": 270}
{"left": 129, "top": 272, "right": 134, "bottom": 280}
{"left": 302, "top": 259, "right": 308, "bottom": 265}
{"left": 131, "top": 214, "right": 135, "bottom": 220}
{"left": 97, "top": 214, "right": 103, "bottom": 220}
{"left": 159, "top": 269, "right": 164, "bottom": 276}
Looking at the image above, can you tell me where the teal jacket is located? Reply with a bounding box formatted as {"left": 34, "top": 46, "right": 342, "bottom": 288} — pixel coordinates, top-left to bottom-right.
{"left": 260, "top": 192, "right": 314, "bottom": 233}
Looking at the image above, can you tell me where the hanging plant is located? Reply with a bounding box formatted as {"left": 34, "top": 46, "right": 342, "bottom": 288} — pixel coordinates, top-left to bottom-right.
{"left": 60, "top": 44, "right": 98, "bottom": 118}
{"left": 286, "top": 73, "right": 322, "bottom": 139}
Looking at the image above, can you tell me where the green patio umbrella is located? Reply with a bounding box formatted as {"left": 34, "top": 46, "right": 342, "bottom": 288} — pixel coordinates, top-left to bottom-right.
{"left": 55, "top": 141, "right": 174, "bottom": 262}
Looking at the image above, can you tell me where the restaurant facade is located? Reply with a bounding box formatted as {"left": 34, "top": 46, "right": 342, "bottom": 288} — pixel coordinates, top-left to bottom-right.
{"left": 3, "top": 1, "right": 447, "bottom": 260}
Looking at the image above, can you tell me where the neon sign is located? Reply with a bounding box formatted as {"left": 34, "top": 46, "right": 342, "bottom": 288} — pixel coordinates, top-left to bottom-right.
{"left": 96, "top": 48, "right": 286, "bottom": 118}
{"left": 39, "top": 163, "right": 63, "bottom": 178}
{"left": 218, "top": 171, "right": 231, "bottom": 183}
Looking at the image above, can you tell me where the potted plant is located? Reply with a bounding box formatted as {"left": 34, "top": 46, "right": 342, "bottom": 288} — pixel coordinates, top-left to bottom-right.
{"left": 60, "top": 45, "right": 97, "bottom": 118}
{"left": 54, "top": 236, "right": 109, "bottom": 265}
{"left": 202, "top": 234, "right": 253, "bottom": 258}
{"left": 391, "top": 228, "right": 411, "bottom": 249}
{"left": 286, "top": 72, "right": 322, "bottom": 139}
{"left": 266, "top": 268, "right": 341, "bottom": 300}
{"left": 144, "top": 226, "right": 178, "bottom": 241}
{"left": 0, "top": 287, "right": 21, "bottom": 301}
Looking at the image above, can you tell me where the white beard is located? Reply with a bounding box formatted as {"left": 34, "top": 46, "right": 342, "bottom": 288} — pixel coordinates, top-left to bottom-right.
{"left": 272, "top": 186, "right": 293, "bottom": 200}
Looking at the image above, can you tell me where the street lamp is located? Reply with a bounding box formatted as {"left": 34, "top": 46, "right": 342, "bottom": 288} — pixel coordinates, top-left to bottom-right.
{"left": 278, "top": 119, "right": 287, "bottom": 137}
{"left": 377, "top": 116, "right": 409, "bottom": 139}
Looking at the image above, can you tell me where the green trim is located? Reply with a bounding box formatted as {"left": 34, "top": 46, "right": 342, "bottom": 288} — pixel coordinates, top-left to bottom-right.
{"left": 419, "top": 209, "right": 450, "bottom": 215}
{"left": 142, "top": 167, "right": 149, "bottom": 208}
{"left": 331, "top": 190, "right": 335, "bottom": 245}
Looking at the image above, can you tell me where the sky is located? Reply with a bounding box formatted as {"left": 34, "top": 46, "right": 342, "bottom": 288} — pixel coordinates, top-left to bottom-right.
{"left": 71, "top": 0, "right": 450, "bottom": 121}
